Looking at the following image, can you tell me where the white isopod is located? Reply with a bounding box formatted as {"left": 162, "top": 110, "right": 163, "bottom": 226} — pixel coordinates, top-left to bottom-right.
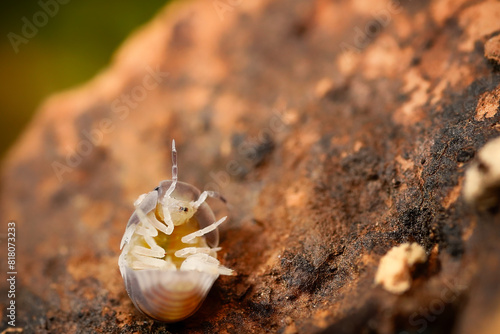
{"left": 118, "top": 140, "right": 234, "bottom": 322}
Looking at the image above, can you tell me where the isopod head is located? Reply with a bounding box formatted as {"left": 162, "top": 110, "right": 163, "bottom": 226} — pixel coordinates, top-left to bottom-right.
{"left": 118, "top": 140, "right": 233, "bottom": 322}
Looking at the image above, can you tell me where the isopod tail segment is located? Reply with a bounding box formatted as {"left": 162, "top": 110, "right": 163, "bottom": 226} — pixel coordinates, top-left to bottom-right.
{"left": 118, "top": 139, "right": 234, "bottom": 322}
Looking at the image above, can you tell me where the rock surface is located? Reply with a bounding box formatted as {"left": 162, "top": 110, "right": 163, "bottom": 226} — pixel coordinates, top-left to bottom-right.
{"left": 1, "top": 0, "right": 500, "bottom": 333}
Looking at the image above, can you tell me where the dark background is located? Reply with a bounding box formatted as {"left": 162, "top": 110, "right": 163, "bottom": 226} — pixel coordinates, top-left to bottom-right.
{"left": 0, "top": 0, "right": 168, "bottom": 159}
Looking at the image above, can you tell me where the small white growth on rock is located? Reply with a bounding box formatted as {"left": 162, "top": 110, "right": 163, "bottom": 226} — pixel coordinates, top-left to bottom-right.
{"left": 375, "top": 242, "right": 427, "bottom": 294}
{"left": 463, "top": 137, "right": 500, "bottom": 210}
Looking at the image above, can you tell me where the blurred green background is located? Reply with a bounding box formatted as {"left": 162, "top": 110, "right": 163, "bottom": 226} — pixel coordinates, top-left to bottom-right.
{"left": 0, "top": 0, "right": 168, "bottom": 160}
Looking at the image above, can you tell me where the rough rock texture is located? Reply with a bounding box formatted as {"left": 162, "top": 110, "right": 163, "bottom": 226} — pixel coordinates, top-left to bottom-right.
{"left": 485, "top": 34, "right": 500, "bottom": 66}
{"left": 1, "top": 0, "right": 500, "bottom": 333}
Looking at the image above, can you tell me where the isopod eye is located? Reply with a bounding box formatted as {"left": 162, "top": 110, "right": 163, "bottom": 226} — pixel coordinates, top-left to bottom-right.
{"left": 179, "top": 207, "right": 189, "bottom": 212}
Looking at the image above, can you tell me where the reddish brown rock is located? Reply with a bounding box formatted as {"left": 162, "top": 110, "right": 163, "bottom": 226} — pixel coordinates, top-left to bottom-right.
{"left": 1, "top": 0, "right": 500, "bottom": 333}
{"left": 485, "top": 34, "right": 500, "bottom": 65}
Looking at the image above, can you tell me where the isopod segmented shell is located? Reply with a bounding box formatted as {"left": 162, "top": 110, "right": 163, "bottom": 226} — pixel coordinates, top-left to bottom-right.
{"left": 118, "top": 140, "right": 233, "bottom": 322}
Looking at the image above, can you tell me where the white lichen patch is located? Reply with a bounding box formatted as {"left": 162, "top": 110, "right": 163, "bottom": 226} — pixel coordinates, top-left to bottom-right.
{"left": 463, "top": 137, "right": 500, "bottom": 210}
{"left": 375, "top": 242, "right": 427, "bottom": 294}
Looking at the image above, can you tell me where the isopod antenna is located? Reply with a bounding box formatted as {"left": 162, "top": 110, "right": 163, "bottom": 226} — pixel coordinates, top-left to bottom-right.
{"left": 164, "top": 140, "right": 178, "bottom": 198}
{"left": 171, "top": 139, "right": 178, "bottom": 183}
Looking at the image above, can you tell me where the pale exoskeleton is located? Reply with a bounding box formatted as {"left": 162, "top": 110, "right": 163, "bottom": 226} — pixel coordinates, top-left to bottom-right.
{"left": 119, "top": 140, "right": 233, "bottom": 322}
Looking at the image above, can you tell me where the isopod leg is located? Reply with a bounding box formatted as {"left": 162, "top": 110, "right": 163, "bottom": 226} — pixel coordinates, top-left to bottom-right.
{"left": 192, "top": 190, "right": 227, "bottom": 209}
{"left": 206, "top": 191, "right": 227, "bottom": 204}
{"left": 162, "top": 205, "right": 175, "bottom": 235}
{"left": 181, "top": 216, "right": 227, "bottom": 244}
{"left": 134, "top": 208, "right": 158, "bottom": 237}
{"left": 192, "top": 191, "right": 208, "bottom": 208}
